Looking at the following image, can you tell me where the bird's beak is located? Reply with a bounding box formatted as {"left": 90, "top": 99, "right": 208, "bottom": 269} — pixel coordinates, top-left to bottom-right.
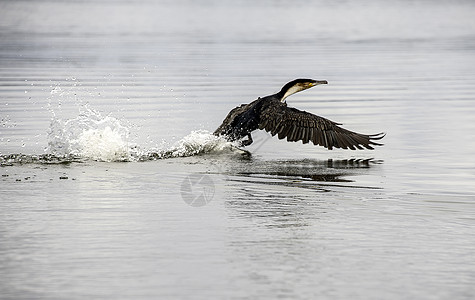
{"left": 312, "top": 80, "right": 328, "bottom": 86}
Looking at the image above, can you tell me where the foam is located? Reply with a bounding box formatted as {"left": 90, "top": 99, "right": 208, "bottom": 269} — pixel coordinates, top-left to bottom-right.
{"left": 48, "top": 106, "right": 132, "bottom": 162}
{"left": 46, "top": 106, "right": 238, "bottom": 162}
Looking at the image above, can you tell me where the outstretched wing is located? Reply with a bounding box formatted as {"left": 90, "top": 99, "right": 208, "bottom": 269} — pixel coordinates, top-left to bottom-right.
{"left": 258, "top": 103, "right": 385, "bottom": 150}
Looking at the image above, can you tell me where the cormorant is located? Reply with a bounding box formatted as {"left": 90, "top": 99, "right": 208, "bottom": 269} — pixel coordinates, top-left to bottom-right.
{"left": 213, "top": 79, "right": 384, "bottom": 150}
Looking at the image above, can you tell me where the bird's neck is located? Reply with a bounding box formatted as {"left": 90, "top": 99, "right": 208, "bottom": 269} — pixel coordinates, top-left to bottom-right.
{"left": 277, "top": 85, "right": 304, "bottom": 102}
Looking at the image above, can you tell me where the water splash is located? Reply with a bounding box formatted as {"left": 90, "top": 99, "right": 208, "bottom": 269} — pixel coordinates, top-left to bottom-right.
{"left": 146, "top": 130, "right": 241, "bottom": 160}
{"left": 11, "top": 105, "right": 240, "bottom": 163}
{"left": 1, "top": 101, "right": 244, "bottom": 165}
{"left": 47, "top": 106, "right": 132, "bottom": 162}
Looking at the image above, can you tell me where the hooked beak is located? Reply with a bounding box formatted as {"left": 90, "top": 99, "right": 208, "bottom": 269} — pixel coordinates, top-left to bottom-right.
{"left": 311, "top": 80, "right": 328, "bottom": 86}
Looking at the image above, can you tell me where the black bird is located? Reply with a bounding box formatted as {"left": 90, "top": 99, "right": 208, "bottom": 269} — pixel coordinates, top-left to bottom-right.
{"left": 214, "top": 79, "right": 384, "bottom": 150}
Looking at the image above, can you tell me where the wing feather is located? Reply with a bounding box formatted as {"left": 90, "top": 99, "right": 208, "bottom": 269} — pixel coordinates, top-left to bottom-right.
{"left": 259, "top": 101, "right": 384, "bottom": 150}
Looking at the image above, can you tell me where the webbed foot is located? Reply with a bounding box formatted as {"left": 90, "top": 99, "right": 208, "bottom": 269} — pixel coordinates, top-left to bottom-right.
{"left": 240, "top": 133, "right": 253, "bottom": 147}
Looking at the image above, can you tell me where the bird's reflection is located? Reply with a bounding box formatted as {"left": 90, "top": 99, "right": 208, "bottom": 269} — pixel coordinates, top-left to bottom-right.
{"left": 224, "top": 158, "right": 381, "bottom": 184}
{"left": 221, "top": 158, "right": 383, "bottom": 228}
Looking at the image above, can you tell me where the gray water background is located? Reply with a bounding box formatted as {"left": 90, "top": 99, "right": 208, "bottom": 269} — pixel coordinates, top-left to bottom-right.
{"left": 1, "top": 0, "right": 475, "bottom": 299}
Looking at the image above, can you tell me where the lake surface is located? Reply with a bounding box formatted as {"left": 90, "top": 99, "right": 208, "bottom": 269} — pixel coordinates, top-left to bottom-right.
{"left": 1, "top": 0, "right": 475, "bottom": 299}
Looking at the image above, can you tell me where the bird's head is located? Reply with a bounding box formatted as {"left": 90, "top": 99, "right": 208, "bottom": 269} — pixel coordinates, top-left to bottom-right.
{"left": 279, "top": 78, "right": 328, "bottom": 102}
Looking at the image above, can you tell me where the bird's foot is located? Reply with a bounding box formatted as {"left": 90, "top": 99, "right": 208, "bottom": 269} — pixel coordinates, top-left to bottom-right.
{"left": 239, "top": 134, "right": 254, "bottom": 147}
{"left": 240, "top": 139, "right": 252, "bottom": 147}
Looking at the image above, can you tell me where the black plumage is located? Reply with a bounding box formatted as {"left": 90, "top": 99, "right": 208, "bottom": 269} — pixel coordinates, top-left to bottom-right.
{"left": 213, "top": 79, "right": 385, "bottom": 150}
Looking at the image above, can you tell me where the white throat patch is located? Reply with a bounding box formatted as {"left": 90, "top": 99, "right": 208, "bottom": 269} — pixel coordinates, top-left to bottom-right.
{"left": 281, "top": 85, "right": 306, "bottom": 102}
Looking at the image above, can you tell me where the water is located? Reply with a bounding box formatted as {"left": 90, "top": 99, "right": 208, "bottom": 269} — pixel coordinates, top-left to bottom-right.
{"left": 1, "top": 0, "right": 475, "bottom": 299}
